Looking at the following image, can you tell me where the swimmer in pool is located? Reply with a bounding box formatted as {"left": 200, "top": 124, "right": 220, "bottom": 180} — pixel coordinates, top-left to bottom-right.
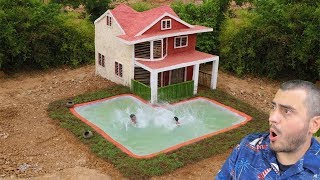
{"left": 130, "top": 114, "right": 137, "bottom": 124}
{"left": 174, "top": 116, "right": 180, "bottom": 125}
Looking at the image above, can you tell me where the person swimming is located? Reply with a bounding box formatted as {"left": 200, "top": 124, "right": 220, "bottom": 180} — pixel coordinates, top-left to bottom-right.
{"left": 174, "top": 116, "right": 180, "bottom": 125}
{"left": 130, "top": 114, "right": 137, "bottom": 124}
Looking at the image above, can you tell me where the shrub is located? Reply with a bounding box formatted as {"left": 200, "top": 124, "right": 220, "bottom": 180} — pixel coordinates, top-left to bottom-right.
{"left": 172, "top": 0, "right": 230, "bottom": 54}
{"left": 219, "top": 0, "right": 320, "bottom": 81}
{"left": 0, "top": 0, "right": 94, "bottom": 72}
{"left": 51, "top": 0, "right": 111, "bottom": 22}
{"left": 131, "top": 2, "right": 153, "bottom": 12}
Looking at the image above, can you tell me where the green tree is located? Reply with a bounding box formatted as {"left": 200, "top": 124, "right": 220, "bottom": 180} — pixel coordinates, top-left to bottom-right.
{"left": 219, "top": 0, "right": 320, "bottom": 81}
{"left": 0, "top": 0, "right": 94, "bottom": 72}
{"left": 51, "top": 0, "right": 111, "bottom": 22}
{"left": 172, "top": 0, "right": 223, "bottom": 54}
{"left": 131, "top": 2, "right": 153, "bottom": 12}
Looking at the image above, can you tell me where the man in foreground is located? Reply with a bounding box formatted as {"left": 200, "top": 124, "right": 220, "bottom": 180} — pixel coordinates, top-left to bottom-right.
{"left": 216, "top": 80, "right": 320, "bottom": 179}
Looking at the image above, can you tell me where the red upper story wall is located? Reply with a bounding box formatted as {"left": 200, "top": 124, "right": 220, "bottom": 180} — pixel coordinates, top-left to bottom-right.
{"left": 142, "top": 16, "right": 189, "bottom": 35}
{"left": 167, "top": 34, "right": 197, "bottom": 55}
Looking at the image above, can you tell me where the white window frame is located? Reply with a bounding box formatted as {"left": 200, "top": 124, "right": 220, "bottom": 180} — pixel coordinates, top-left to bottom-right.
{"left": 174, "top": 36, "right": 188, "bottom": 48}
{"left": 161, "top": 19, "right": 171, "bottom": 30}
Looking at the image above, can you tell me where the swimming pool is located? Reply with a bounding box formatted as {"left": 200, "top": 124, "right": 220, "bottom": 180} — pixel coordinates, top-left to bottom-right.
{"left": 70, "top": 94, "right": 252, "bottom": 158}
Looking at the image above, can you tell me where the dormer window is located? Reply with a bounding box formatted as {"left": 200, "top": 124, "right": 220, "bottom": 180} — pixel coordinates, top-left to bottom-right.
{"left": 106, "top": 15, "right": 112, "bottom": 26}
{"left": 161, "top": 19, "right": 171, "bottom": 30}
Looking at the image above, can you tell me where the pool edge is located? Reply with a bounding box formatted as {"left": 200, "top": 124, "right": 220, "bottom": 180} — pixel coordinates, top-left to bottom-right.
{"left": 69, "top": 94, "right": 253, "bottom": 159}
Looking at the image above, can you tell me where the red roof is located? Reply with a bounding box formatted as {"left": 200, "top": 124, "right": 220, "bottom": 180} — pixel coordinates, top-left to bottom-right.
{"left": 111, "top": 4, "right": 212, "bottom": 43}
{"left": 118, "top": 25, "right": 209, "bottom": 42}
{"left": 111, "top": 4, "right": 178, "bottom": 37}
{"left": 136, "top": 51, "right": 216, "bottom": 70}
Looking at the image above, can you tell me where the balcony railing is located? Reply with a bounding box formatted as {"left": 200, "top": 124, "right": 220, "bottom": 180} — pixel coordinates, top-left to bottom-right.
{"left": 131, "top": 79, "right": 194, "bottom": 102}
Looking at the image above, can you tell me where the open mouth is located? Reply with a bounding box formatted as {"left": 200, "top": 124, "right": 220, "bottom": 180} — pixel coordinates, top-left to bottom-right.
{"left": 270, "top": 129, "right": 279, "bottom": 141}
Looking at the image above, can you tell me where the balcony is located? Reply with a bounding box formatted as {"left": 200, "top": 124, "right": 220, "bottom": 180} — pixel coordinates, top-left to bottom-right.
{"left": 134, "top": 39, "right": 167, "bottom": 61}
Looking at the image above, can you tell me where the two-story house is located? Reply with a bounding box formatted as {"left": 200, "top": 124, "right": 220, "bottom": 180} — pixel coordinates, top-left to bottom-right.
{"left": 94, "top": 4, "right": 219, "bottom": 103}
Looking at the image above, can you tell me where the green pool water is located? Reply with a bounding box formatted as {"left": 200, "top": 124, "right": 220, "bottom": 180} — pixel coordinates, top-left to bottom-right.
{"left": 73, "top": 95, "right": 250, "bottom": 157}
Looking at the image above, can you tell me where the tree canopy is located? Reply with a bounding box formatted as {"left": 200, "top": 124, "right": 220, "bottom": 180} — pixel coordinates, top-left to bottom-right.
{"left": 219, "top": 0, "right": 320, "bottom": 81}
{"left": 51, "top": 0, "right": 111, "bottom": 22}
{"left": 0, "top": 0, "right": 94, "bottom": 72}
{"left": 172, "top": 0, "right": 231, "bottom": 54}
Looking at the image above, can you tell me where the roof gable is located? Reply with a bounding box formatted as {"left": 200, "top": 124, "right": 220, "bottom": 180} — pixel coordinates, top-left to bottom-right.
{"left": 94, "top": 4, "right": 213, "bottom": 44}
{"left": 110, "top": 4, "right": 191, "bottom": 37}
{"left": 136, "top": 12, "right": 193, "bottom": 36}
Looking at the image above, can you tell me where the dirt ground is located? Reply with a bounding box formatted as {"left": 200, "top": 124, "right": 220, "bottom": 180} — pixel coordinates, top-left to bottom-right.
{"left": 0, "top": 63, "right": 283, "bottom": 180}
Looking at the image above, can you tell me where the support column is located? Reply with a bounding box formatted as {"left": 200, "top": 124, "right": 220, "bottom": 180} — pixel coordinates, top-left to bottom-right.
{"left": 150, "top": 71, "right": 158, "bottom": 104}
{"left": 211, "top": 58, "right": 219, "bottom": 89}
{"left": 150, "top": 41, "right": 154, "bottom": 60}
{"left": 193, "top": 64, "right": 200, "bottom": 95}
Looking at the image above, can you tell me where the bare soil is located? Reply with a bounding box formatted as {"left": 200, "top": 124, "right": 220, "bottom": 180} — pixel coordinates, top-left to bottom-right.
{"left": 0, "top": 64, "right": 281, "bottom": 179}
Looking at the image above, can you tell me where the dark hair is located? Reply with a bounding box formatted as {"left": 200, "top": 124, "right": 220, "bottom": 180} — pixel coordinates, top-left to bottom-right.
{"left": 280, "top": 80, "right": 320, "bottom": 118}
{"left": 174, "top": 116, "right": 179, "bottom": 121}
{"left": 130, "top": 114, "right": 135, "bottom": 118}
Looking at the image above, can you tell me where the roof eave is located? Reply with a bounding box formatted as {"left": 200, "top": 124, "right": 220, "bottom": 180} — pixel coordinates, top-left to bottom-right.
{"left": 94, "top": 10, "right": 111, "bottom": 24}
{"left": 117, "top": 28, "right": 213, "bottom": 45}
{"left": 135, "top": 12, "right": 194, "bottom": 37}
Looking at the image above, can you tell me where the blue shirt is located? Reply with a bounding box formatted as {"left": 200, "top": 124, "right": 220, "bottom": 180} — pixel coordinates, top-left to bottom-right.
{"left": 216, "top": 133, "right": 320, "bottom": 180}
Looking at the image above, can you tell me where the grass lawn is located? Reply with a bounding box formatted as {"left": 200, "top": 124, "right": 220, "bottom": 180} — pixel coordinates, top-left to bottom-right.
{"left": 48, "top": 85, "right": 269, "bottom": 179}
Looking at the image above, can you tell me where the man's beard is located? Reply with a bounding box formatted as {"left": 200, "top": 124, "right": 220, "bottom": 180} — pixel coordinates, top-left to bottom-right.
{"left": 270, "top": 125, "right": 309, "bottom": 153}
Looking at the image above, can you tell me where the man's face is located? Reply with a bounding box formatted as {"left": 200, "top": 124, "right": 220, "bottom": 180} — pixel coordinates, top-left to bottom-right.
{"left": 269, "top": 89, "right": 311, "bottom": 153}
{"left": 131, "top": 116, "right": 136, "bottom": 123}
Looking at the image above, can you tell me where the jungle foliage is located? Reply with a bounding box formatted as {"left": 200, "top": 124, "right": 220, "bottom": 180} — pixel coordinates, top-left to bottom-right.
{"left": 51, "top": 0, "right": 111, "bottom": 22}
{"left": 172, "top": 0, "right": 227, "bottom": 54}
{"left": 0, "top": 0, "right": 94, "bottom": 72}
{"left": 219, "top": 0, "right": 320, "bottom": 81}
{"left": 1, "top": 0, "right": 319, "bottom": 81}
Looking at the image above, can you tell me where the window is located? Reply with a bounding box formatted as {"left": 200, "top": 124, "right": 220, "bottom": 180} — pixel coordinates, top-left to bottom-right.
{"left": 98, "top": 53, "right": 105, "bottom": 67}
{"left": 134, "top": 42, "right": 150, "bottom": 59}
{"left": 106, "top": 15, "right": 112, "bottom": 26}
{"left": 134, "top": 38, "right": 167, "bottom": 60}
{"left": 102, "top": 55, "right": 105, "bottom": 67}
{"left": 174, "top": 36, "right": 188, "bottom": 48}
{"left": 153, "top": 40, "right": 162, "bottom": 59}
{"left": 115, "top": 62, "right": 123, "bottom": 77}
{"left": 161, "top": 19, "right": 171, "bottom": 30}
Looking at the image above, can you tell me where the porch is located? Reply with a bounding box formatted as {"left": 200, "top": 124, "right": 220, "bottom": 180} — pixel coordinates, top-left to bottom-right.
{"left": 132, "top": 51, "right": 219, "bottom": 103}
{"left": 131, "top": 79, "right": 194, "bottom": 102}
